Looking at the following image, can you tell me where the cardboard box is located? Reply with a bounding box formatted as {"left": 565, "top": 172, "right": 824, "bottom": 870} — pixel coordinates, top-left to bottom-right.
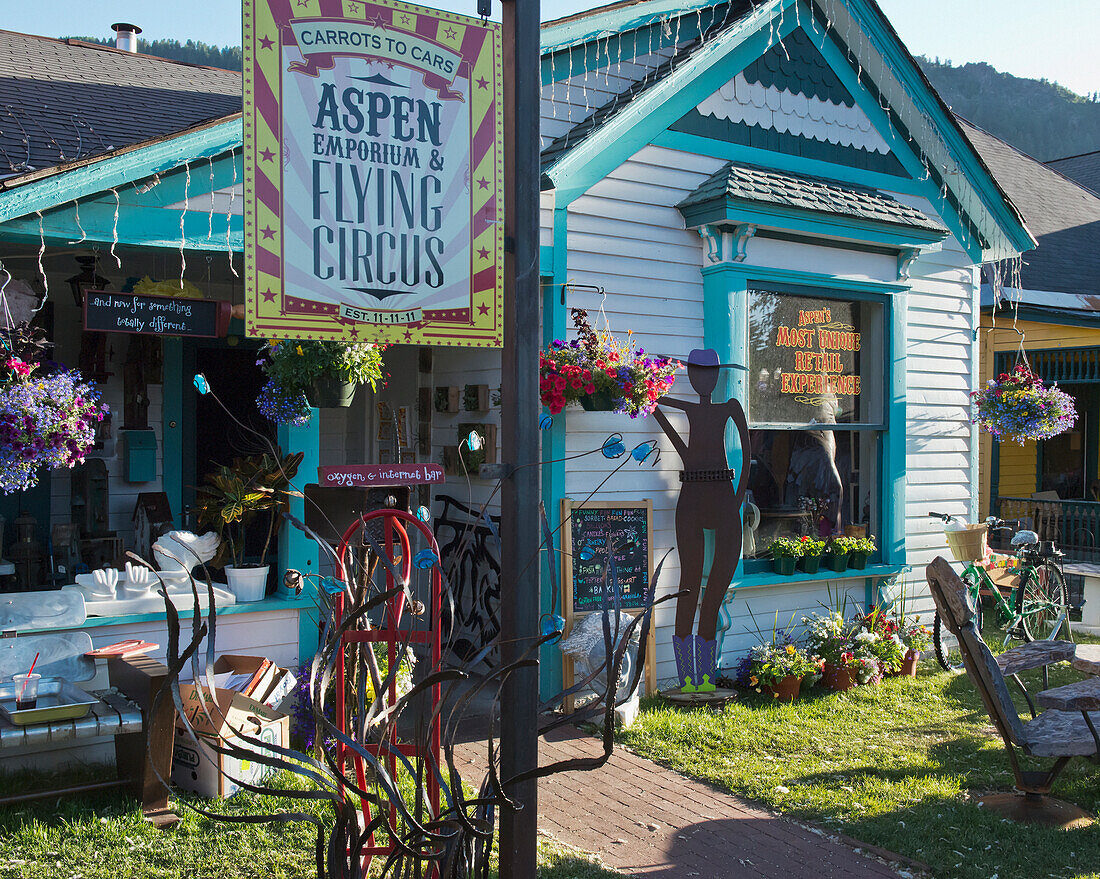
{"left": 172, "top": 700, "right": 289, "bottom": 798}
{"left": 171, "top": 654, "right": 297, "bottom": 797}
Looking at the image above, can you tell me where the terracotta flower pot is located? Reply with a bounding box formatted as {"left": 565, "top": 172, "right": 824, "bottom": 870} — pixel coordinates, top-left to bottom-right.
{"left": 579, "top": 389, "right": 616, "bottom": 411}
{"left": 823, "top": 662, "right": 856, "bottom": 691}
{"left": 770, "top": 674, "right": 802, "bottom": 702}
{"left": 899, "top": 649, "right": 920, "bottom": 677}
{"left": 772, "top": 556, "right": 797, "bottom": 575}
{"left": 799, "top": 554, "right": 821, "bottom": 574}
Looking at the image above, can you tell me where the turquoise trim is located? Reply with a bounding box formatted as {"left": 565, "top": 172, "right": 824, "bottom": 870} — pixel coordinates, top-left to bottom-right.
{"left": 842, "top": 0, "right": 1033, "bottom": 257}
{"left": 669, "top": 111, "right": 909, "bottom": 178}
{"left": 728, "top": 563, "right": 906, "bottom": 590}
{"left": 0, "top": 200, "right": 242, "bottom": 250}
{"left": 28, "top": 592, "right": 316, "bottom": 632}
{"left": 654, "top": 130, "right": 923, "bottom": 194}
{"left": 806, "top": 2, "right": 1029, "bottom": 260}
{"left": 969, "top": 267, "right": 981, "bottom": 522}
{"left": 544, "top": 0, "right": 798, "bottom": 194}
{"left": 705, "top": 265, "right": 907, "bottom": 574}
{"left": 680, "top": 199, "right": 946, "bottom": 250}
{"left": 0, "top": 116, "right": 242, "bottom": 223}
{"left": 539, "top": 206, "right": 570, "bottom": 701}
{"left": 715, "top": 263, "right": 907, "bottom": 295}
{"left": 541, "top": 0, "right": 726, "bottom": 56}
{"left": 542, "top": 16, "right": 688, "bottom": 86}
{"left": 162, "top": 338, "right": 184, "bottom": 524}
{"left": 278, "top": 411, "right": 321, "bottom": 583}
{"left": 884, "top": 289, "right": 907, "bottom": 567}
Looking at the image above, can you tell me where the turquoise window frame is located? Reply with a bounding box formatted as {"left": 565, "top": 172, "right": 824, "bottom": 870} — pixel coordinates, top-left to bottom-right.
{"left": 702, "top": 264, "right": 908, "bottom": 582}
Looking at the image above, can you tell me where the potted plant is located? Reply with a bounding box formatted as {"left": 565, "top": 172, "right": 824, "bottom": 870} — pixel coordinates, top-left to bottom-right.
{"left": 539, "top": 308, "right": 679, "bottom": 417}
{"left": 803, "top": 611, "right": 853, "bottom": 689}
{"left": 824, "top": 536, "right": 856, "bottom": 572}
{"left": 193, "top": 451, "right": 303, "bottom": 601}
{"left": 765, "top": 536, "right": 802, "bottom": 575}
{"left": 746, "top": 643, "right": 814, "bottom": 702}
{"left": 0, "top": 322, "right": 109, "bottom": 494}
{"left": 797, "top": 536, "right": 825, "bottom": 574}
{"left": 848, "top": 536, "right": 876, "bottom": 570}
{"left": 897, "top": 617, "right": 931, "bottom": 676}
{"left": 257, "top": 339, "right": 386, "bottom": 416}
{"left": 971, "top": 362, "right": 1077, "bottom": 445}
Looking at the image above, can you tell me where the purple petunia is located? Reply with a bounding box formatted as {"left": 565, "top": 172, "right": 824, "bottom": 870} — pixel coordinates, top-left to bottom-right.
{"left": 0, "top": 368, "right": 109, "bottom": 494}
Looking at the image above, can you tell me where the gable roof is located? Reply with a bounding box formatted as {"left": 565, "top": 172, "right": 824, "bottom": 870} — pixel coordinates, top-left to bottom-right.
{"left": 538, "top": 0, "right": 1032, "bottom": 262}
{"left": 0, "top": 29, "right": 241, "bottom": 180}
{"left": 961, "top": 119, "right": 1100, "bottom": 297}
{"left": 677, "top": 161, "right": 945, "bottom": 233}
{"left": 1046, "top": 150, "right": 1100, "bottom": 197}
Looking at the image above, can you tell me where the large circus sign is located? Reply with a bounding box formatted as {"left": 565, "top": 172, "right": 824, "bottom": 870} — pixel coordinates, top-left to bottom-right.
{"left": 244, "top": 0, "right": 503, "bottom": 346}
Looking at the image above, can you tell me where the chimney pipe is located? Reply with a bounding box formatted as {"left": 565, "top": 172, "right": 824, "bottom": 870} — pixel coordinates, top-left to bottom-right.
{"left": 110, "top": 23, "right": 141, "bottom": 53}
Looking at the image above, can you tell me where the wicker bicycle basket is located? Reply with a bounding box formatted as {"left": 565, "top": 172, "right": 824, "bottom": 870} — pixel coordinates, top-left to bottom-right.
{"left": 944, "top": 523, "right": 989, "bottom": 562}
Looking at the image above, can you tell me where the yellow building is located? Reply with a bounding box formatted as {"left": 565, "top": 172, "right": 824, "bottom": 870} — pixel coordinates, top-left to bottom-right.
{"left": 965, "top": 127, "right": 1100, "bottom": 559}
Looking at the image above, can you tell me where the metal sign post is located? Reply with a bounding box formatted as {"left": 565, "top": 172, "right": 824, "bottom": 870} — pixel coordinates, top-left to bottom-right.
{"left": 498, "top": 0, "right": 540, "bottom": 874}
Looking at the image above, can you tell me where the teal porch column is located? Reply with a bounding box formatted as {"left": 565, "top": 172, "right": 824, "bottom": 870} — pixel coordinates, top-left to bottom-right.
{"left": 278, "top": 411, "right": 320, "bottom": 664}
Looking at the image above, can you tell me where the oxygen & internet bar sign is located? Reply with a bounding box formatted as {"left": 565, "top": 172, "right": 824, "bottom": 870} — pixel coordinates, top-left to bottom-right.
{"left": 244, "top": 0, "right": 503, "bottom": 346}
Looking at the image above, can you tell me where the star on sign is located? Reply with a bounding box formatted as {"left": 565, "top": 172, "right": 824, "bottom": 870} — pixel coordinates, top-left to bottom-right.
{"left": 296, "top": 0, "right": 310, "bottom": 7}
{"left": 399, "top": 13, "right": 412, "bottom": 24}
{"left": 477, "top": 177, "right": 489, "bottom": 190}
{"left": 262, "top": 288, "right": 276, "bottom": 302}
{"left": 365, "top": 13, "right": 387, "bottom": 29}
{"left": 477, "top": 247, "right": 490, "bottom": 260}
{"left": 258, "top": 36, "right": 274, "bottom": 50}
{"left": 259, "top": 147, "right": 275, "bottom": 162}
{"left": 349, "top": 326, "right": 359, "bottom": 339}
{"left": 476, "top": 76, "right": 489, "bottom": 90}
{"left": 477, "top": 304, "right": 490, "bottom": 315}
{"left": 443, "top": 26, "right": 457, "bottom": 40}
{"left": 261, "top": 226, "right": 276, "bottom": 240}
{"left": 403, "top": 329, "right": 414, "bottom": 341}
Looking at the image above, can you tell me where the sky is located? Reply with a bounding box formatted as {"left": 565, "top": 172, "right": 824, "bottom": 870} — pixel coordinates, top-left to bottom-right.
{"left": 2, "top": 0, "right": 1097, "bottom": 96}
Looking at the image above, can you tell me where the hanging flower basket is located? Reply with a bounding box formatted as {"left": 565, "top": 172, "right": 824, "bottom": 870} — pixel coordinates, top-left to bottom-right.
{"left": 971, "top": 363, "right": 1077, "bottom": 445}
{"left": 0, "top": 323, "right": 109, "bottom": 494}
{"left": 539, "top": 308, "right": 679, "bottom": 417}
{"left": 256, "top": 339, "right": 386, "bottom": 423}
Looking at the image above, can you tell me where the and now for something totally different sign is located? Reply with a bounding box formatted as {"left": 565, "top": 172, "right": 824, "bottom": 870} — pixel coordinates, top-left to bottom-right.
{"left": 244, "top": 0, "right": 503, "bottom": 347}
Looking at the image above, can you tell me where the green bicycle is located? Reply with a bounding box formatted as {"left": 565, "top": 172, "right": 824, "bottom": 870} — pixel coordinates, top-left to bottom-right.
{"left": 927, "top": 511, "right": 1071, "bottom": 671}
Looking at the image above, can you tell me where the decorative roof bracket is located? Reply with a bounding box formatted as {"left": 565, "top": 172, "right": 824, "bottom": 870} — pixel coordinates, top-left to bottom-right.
{"left": 699, "top": 223, "right": 756, "bottom": 265}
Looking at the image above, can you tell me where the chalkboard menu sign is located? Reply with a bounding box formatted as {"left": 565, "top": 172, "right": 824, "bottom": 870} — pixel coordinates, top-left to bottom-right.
{"left": 562, "top": 499, "right": 652, "bottom": 613}
{"left": 83, "top": 290, "right": 231, "bottom": 338}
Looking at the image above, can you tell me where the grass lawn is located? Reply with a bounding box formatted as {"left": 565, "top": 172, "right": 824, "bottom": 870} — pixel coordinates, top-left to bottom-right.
{"left": 0, "top": 773, "right": 622, "bottom": 879}
{"left": 620, "top": 654, "right": 1100, "bottom": 879}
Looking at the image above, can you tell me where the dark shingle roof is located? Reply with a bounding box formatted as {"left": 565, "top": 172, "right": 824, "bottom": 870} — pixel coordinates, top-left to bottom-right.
{"left": 540, "top": 0, "right": 752, "bottom": 175}
{"left": 676, "top": 161, "right": 946, "bottom": 232}
{"left": 0, "top": 30, "right": 241, "bottom": 177}
{"left": 961, "top": 120, "right": 1100, "bottom": 296}
{"left": 1046, "top": 150, "right": 1100, "bottom": 197}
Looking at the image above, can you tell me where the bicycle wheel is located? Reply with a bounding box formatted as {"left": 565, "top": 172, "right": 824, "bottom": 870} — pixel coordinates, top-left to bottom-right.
{"left": 934, "top": 599, "right": 983, "bottom": 671}
{"left": 1016, "top": 562, "right": 1070, "bottom": 642}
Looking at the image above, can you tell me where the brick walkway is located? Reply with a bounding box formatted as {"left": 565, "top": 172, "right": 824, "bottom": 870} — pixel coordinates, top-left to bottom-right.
{"left": 455, "top": 723, "right": 908, "bottom": 878}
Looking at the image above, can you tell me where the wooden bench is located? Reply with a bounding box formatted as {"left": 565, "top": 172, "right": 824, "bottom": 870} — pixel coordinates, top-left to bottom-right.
{"left": 0, "top": 630, "right": 177, "bottom": 827}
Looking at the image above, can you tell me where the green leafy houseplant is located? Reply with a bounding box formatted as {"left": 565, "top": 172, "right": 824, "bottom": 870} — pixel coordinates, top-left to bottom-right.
{"left": 848, "top": 535, "right": 876, "bottom": 569}
{"left": 765, "top": 536, "right": 802, "bottom": 575}
{"left": 258, "top": 339, "right": 386, "bottom": 411}
{"left": 194, "top": 451, "right": 304, "bottom": 569}
{"left": 796, "top": 535, "right": 825, "bottom": 573}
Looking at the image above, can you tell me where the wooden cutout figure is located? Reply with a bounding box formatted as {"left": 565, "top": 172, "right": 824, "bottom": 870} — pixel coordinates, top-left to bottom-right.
{"left": 651, "top": 349, "right": 749, "bottom": 692}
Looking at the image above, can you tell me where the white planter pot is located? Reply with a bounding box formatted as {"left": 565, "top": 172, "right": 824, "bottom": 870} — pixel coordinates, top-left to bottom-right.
{"left": 224, "top": 565, "right": 270, "bottom": 602}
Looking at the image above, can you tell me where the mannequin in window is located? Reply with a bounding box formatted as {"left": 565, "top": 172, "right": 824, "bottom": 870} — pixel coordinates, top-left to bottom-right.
{"left": 651, "top": 349, "right": 750, "bottom": 693}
